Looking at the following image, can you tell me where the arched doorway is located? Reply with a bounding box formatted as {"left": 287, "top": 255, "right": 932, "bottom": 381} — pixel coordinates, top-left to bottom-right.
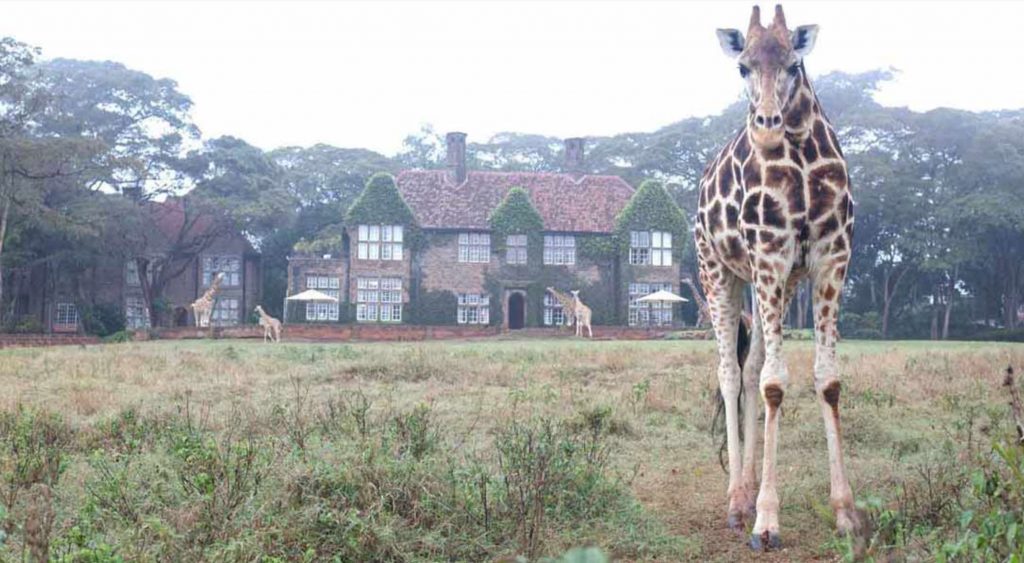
{"left": 508, "top": 292, "right": 525, "bottom": 330}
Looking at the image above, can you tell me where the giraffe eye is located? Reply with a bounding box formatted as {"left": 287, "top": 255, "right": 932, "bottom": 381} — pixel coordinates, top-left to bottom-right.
{"left": 738, "top": 64, "right": 750, "bottom": 78}
{"left": 787, "top": 63, "right": 801, "bottom": 77}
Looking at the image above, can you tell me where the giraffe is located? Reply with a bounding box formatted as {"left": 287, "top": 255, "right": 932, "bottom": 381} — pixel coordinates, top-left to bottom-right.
{"left": 681, "top": 275, "right": 712, "bottom": 328}
{"left": 569, "top": 290, "right": 593, "bottom": 338}
{"left": 191, "top": 272, "right": 224, "bottom": 328}
{"left": 695, "top": 5, "right": 859, "bottom": 550}
{"left": 254, "top": 305, "right": 282, "bottom": 343}
{"left": 545, "top": 287, "right": 577, "bottom": 331}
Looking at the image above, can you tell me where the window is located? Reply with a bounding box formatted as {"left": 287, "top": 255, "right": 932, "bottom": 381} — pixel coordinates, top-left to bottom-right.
{"left": 357, "top": 225, "right": 403, "bottom": 261}
{"left": 628, "top": 282, "right": 674, "bottom": 327}
{"left": 211, "top": 298, "right": 240, "bottom": 326}
{"left": 304, "top": 274, "right": 341, "bottom": 322}
{"left": 457, "top": 293, "right": 490, "bottom": 325}
{"left": 543, "top": 293, "right": 568, "bottom": 326}
{"left": 203, "top": 256, "right": 241, "bottom": 287}
{"left": 506, "top": 234, "right": 528, "bottom": 265}
{"left": 54, "top": 303, "right": 79, "bottom": 327}
{"left": 356, "top": 277, "right": 402, "bottom": 322}
{"left": 543, "top": 235, "right": 576, "bottom": 265}
{"left": 125, "top": 296, "right": 150, "bottom": 329}
{"left": 458, "top": 232, "right": 491, "bottom": 263}
{"left": 630, "top": 231, "right": 672, "bottom": 266}
{"left": 126, "top": 261, "right": 141, "bottom": 286}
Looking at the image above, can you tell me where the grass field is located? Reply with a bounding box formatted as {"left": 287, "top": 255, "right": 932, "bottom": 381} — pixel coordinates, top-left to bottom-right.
{"left": 1, "top": 337, "right": 1023, "bottom": 561}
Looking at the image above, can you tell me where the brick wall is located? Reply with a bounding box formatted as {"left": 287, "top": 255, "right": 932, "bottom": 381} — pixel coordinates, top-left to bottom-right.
{"left": 0, "top": 334, "right": 100, "bottom": 349}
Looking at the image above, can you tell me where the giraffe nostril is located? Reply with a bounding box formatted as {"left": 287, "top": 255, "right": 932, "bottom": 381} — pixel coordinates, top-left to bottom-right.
{"left": 755, "top": 115, "right": 766, "bottom": 127}
{"left": 772, "top": 115, "right": 782, "bottom": 127}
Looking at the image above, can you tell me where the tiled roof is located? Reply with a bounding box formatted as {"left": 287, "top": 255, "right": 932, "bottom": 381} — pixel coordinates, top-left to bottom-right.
{"left": 395, "top": 170, "right": 634, "bottom": 233}
{"left": 145, "top": 197, "right": 255, "bottom": 254}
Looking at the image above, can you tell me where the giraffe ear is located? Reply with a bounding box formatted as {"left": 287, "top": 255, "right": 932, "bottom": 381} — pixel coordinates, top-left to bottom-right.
{"left": 791, "top": 25, "right": 819, "bottom": 57}
{"left": 716, "top": 28, "right": 745, "bottom": 58}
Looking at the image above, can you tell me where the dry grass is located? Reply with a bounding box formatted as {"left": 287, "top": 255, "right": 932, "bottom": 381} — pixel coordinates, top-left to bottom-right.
{"left": 0, "top": 338, "right": 1022, "bottom": 561}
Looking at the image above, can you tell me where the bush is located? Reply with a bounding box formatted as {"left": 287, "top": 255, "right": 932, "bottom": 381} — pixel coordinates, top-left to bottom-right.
{"left": 971, "top": 328, "right": 1024, "bottom": 342}
{"left": 79, "top": 303, "right": 126, "bottom": 337}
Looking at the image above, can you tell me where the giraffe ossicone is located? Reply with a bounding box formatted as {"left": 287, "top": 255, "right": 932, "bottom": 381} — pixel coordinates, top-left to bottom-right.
{"left": 696, "top": 4, "right": 861, "bottom": 551}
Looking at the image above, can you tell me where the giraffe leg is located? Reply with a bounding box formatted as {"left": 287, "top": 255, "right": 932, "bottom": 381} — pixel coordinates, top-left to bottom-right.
{"left": 750, "top": 265, "right": 794, "bottom": 550}
{"left": 699, "top": 262, "right": 748, "bottom": 531}
{"left": 812, "top": 262, "right": 862, "bottom": 539}
{"left": 739, "top": 302, "right": 765, "bottom": 522}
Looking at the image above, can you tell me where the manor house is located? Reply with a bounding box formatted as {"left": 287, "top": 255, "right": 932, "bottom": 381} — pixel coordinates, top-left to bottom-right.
{"left": 286, "top": 133, "right": 687, "bottom": 329}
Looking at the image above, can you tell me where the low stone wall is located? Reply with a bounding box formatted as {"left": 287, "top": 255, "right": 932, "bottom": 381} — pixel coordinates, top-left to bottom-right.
{"left": 0, "top": 334, "right": 101, "bottom": 349}
{"left": 141, "top": 324, "right": 682, "bottom": 342}
{"left": 145, "top": 324, "right": 503, "bottom": 342}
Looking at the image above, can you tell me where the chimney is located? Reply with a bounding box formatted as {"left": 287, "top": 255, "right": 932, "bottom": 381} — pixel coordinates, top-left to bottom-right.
{"left": 446, "top": 131, "right": 467, "bottom": 184}
{"left": 564, "top": 137, "right": 585, "bottom": 176}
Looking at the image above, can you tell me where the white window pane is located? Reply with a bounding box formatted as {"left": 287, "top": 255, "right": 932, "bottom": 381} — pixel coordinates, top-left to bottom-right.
{"left": 652, "top": 250, "right": 662, "bottom": 267}
{"left": 369, "top": 225, "right": 380, "bottom": 241}
{"left": 663, "top": 232, "right": 672, "bottom": 249}
{"left": 459, "top": 233, "right": 469, "bottom": 244}
{"left": 369, "top": 244, "right": 379, "bottom": 260}
{"left": 652, "top": 231, "right": 662, "bottom": 248}
{"left": 663, "top": 250, "right": 672, "bottom": 266}
{"left": 358, "top": 225, "right": 368, "bottom": 241}
{"left": 393, "top": 244, "right": 403, "bottom": 261}
{"left": 381, "top": 244, "right": 392, "bottom": 260}
{"left": 358, "top": 243, "right": 368, "bottom": 260}
{"left": 394, "top": 226, "right": 403, "bottom": 243}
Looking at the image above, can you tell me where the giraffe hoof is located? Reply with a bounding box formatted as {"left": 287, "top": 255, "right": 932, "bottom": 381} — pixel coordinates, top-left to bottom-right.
{"left": 727, "top": 513, "right": 744, "bottom": 533}
{"left": 749, "top": 531, "right": 781, "bottom": 551}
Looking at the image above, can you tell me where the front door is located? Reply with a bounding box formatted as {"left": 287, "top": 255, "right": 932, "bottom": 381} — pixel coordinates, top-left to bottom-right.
{"left": 508, "top": 292, "right": 525, "bottom": 330}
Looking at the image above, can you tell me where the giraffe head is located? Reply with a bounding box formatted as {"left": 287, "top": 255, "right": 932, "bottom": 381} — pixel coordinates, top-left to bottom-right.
{"left": 716, "top": 5, "right": 819, "bottom": 148}
{"left": 254, "top": 305, "right": 264, "bottom": 315}
{"left": 570, "top": 290, "right": 580, "bottom": 299}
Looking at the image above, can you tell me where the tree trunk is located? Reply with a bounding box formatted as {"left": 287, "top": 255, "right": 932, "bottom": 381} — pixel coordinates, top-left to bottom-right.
{"left": 930, "top": 299, "right": 939, "bottom": 341}
{"left": 942, "top": 267, "right": 956, "bottom": 340}
{"left": 0, "top": 196, "right": 10, "bottom": 329}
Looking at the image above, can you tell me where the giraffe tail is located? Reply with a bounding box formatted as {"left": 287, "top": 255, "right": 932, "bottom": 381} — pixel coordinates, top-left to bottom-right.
{"left": 711, "top": 316, "right": 752, "bottom": 472}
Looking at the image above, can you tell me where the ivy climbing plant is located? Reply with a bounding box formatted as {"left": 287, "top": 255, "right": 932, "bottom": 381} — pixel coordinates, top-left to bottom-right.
{"left": 344, "top": 172, "right": 422, "bottom": 248}
{"left": 488, "top": 187, "right": 544, "bottom": 254}
{"left": 613, "top": 179, "right": 689, "bottom": 259}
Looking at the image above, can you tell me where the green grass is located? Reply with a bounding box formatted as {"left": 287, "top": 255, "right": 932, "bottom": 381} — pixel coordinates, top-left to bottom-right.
{"left": 0, "top": 338, "right": 1022, "bottom": 561}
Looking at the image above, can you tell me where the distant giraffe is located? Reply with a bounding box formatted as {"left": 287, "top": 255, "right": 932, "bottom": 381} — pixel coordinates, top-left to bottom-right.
{"left": 569, "top": 290, "right": 593, "bottom": 338}
{"left": 696, "top": 5, "right": 860, "bottom": 549}
{"left": 681, "top": 275, "right": 712, "bottom": 328}
{"left": 191, "top": 272, "right": 224, "bottom": 328}
{"left": 254, "top": 305, "right": 282, "bottom": 343}
{"left": 545, "top": 287, "right": 577, "bottom": 331}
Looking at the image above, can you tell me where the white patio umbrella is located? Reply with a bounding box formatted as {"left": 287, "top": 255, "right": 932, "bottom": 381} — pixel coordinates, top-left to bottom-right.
{"left": 636, "top": 289, "right": 688, "bottom": 328}
{"left": 283, "top": 289, "right": 339, "bottom": 324}
{"left": 636, "top": 289, "right": 688, "bottom": 304}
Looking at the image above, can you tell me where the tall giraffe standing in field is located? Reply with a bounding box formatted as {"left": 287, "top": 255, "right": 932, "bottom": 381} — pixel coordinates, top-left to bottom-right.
{"left": 254, "top": 305, "right": 282, "bottom": 343}
{"left": 569, "top": 290, "right": 593, "bottom": 338}
{"left": 191, "top": 272, "right": 224, "bottom": 328}
{"left": 695, "top": 5, "right": 859, "bottom": 550}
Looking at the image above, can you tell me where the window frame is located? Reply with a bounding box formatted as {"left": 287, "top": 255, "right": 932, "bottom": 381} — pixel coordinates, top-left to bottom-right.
{"left": 202, "top": 255, "right": 242, "bottom": 287}
{"left": 356, "top": 224, "right": 404, "bottom": 262}
{"left": 542, "top": 234, "right": 576, "bottom": 266}
{"left": 355, "top": 277, "right": 403, "bottom": 323}
{"left": 458, "top": 232, "right": 491, "bottom": 264}
{"left": 505, "top": 234, "right": 528, "bottom": 265}
{"left": 457, "top": 293, "right": 491, "bottom": 325}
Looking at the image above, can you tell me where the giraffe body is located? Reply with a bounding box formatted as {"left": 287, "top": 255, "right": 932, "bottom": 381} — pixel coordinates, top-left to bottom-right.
{"left": 254, "top": 305, "right": 282, "bottom": 343}
{"left": 191, "top": 272, "right": 224, "bottom": 328}
{"left": 569, "top": 290, "right": 593, "bottom": 338}
{"left": 696, "top": 5, "right": 860, "bottom": 550}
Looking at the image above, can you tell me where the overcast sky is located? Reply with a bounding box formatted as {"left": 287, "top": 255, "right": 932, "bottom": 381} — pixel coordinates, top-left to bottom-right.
{"left": 4, "top": 1, "right": 1022, "bottom": 154}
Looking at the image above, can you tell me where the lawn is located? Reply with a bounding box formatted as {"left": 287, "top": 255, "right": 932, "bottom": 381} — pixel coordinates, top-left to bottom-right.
{"left": 1, "top": 338, "right": 1023, "bottom": 561}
